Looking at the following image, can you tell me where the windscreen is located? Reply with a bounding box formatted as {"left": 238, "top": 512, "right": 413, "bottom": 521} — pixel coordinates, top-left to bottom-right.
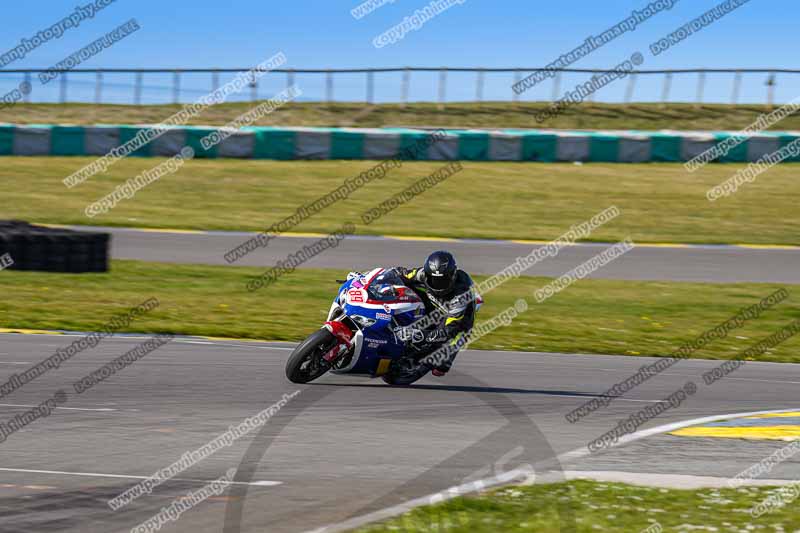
{"left": 366, "top": 270, "right": 404, "bottom": 301}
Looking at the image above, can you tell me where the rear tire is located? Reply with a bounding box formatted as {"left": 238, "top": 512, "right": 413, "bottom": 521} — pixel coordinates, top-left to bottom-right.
{"left": 285, "top": 329, "right": 337, "bottom": 384}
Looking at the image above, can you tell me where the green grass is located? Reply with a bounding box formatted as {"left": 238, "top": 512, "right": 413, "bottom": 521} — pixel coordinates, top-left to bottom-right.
{"left": 2, "top": 261, "right": 799, "bottom": 362}
{"left": 2, "top": 158, "right": 799, "bottom": 245}
{"left": 356, "top": 480, "right": 800, "bottom": 532}
{"left": 3, "top": 102, "right": 800, "bottom": 131}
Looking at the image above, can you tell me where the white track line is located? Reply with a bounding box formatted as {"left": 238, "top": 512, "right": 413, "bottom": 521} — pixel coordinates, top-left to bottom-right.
{"left": 309, "top": 407, "right": 800, "bottom": 533}
{"left": 704, "top": 376, "right": 800, "bottom": 385}
{"left": 257, "top": 346, "right": 294, "bottom": 351}
{"left": 0, "top": 403, "right": 116, "bottom": 412}
{"left": 0, "top": 467, "right": 281, "bottom": 487}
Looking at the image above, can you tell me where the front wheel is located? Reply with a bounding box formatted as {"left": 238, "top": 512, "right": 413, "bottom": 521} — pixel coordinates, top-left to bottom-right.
{"left": 285, "top": 329, "right": 337, "bottom": 384}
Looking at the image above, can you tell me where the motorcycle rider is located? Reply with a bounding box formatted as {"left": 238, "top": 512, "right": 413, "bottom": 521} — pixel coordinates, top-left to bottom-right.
{"left": 391, "top": 250, "right": 478, "bottom": 377}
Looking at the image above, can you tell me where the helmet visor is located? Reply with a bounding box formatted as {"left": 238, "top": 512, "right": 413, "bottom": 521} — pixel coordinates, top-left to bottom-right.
{"left": 427, "top": 272, "right": 453, "bottom": 293}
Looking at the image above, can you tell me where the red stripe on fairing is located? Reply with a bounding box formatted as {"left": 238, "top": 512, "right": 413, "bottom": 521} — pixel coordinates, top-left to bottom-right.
{"left": 365, "top": 268, "right": 385, "bottom": 284}
{"left": 365, "top": 298, "right": 415, "bottom": 305}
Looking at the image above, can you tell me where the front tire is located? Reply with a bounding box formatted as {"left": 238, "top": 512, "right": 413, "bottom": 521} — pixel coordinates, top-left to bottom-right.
{"left": 286, "top": 329, "right": 337, "bottom": 384}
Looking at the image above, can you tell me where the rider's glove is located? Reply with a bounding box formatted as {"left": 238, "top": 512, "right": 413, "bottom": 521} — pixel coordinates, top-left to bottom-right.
{"left": 394, "top": 326, "right": 426, "bottom": 343}
{"left": 425, "top": 329, "right": 448, "bottom": 343}
{"left": 346, "top": 271, "right": 363, "bottom": 281}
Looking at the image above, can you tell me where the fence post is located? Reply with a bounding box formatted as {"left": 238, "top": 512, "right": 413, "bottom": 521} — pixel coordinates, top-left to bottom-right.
{"left": 438, "top": 68, "right": 446, "bottom": 110}
{"left": 695, "top": 71, "right": 706, "bottom": 108}
{"left": 551, "top": 71, "right": 561, "bottom": 102}
{"left": 173, "top": 70, "right": 181, "bottom": 104}
{"left": 513, "top": 70, "right": 521, "bottom": 102}
{"left": 23, "top": 72, "right": 31, "bottom": 102}
{"left": 661, "top": 72, "right": 672, "bottom": 106}
{"left": 326, "top": 69, "right": 333, "bottom": 103}
{"left": 401, "top": 68, "right": 410, "bottom": 107}
{"left": 475, "top": 69, "right": 484, "bottom": 102}
{"left": 731, "top": 70, "right": 742, "bottom": 104}
{"left": 95, "top": 70, "right": 103, "bottom": 104}
{"left": 586, "top": 73, "right": 594, "bottom": 102}
{"left": 366, "top": 70, "right": 374, "bottom": 104}
{"left": 134, "top": 71, "right": 142, "bottom": 105}
{"left": 60, "top": 73, "right": 67, "bottom": 103}
{"left": 250, "top": 70, "right": 258, "bottom": 102}
{"left": 766, "top": 73, "right": 776, "bottom": 109}
{"left": 625, "top": 74, "right": 637, "bottom": 103}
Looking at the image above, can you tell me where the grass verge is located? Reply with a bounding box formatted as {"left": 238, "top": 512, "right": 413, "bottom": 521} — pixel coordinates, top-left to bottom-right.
{"left": 2, "top": 158, "right": 799, "bottom": 245}
{"left": 1, "top": 261, "right": 798, "bottom": 362}
{"left": 3, "top": 102, "right": 800, "bottom": 131}
{"left": 355, "top": 480, "right": 800, "bottom": 532}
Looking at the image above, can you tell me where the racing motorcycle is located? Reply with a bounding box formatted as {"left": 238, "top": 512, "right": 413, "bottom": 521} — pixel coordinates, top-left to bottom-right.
{"left": 285, "top": 268, "right": 478, "bottom": 385}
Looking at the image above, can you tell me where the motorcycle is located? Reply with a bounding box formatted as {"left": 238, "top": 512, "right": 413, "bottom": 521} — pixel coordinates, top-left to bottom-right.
{"left": 285, "top": 267, "right": 478, "bottom": 385}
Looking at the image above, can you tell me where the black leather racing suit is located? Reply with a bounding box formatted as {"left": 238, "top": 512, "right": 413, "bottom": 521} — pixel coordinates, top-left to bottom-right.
{"left": 392, "top": 266, "right": 478, "bottom": 373}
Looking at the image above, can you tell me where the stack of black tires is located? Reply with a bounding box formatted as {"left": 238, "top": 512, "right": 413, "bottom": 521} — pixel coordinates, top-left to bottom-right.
{"left": 0, "top": 221, "right": 109, "bottom": 273}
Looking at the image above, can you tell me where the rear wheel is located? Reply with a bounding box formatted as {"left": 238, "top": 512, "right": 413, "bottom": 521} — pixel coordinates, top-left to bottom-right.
{"left": 285, "top": 329, "right": 337, "bottom": 384}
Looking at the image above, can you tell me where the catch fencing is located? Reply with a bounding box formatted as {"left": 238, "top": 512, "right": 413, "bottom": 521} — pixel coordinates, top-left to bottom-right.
{"left": 1, "top": 66, "right": 798, "bottom": 106}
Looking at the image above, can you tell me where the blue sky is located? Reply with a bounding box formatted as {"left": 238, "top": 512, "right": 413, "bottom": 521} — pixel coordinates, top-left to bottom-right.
{"left": 2, "top": 0, "right": 796, "bottom": 104}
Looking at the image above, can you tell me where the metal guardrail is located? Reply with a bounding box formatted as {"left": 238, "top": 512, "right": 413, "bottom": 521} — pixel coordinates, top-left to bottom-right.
{"left": 3, "top": 67, "right": 798, "bottom": 106}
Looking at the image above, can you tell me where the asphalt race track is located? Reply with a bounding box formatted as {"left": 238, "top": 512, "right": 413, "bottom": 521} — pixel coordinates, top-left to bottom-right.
{"left": 70, "top": 226, "right": 800, "bottom": 283}
{"left": 1, "top": 332, "right": 798, "bottom": 532}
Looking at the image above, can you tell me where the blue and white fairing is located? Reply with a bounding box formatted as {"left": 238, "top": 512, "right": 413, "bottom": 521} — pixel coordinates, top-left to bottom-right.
{"left": 327, "top": 268, "right": 425, "bottom": 375}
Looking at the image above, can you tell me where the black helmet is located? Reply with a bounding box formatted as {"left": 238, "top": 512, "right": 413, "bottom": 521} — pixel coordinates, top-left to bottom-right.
{"left": 423, "top": 251, "right": 457, "bottom": 296}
